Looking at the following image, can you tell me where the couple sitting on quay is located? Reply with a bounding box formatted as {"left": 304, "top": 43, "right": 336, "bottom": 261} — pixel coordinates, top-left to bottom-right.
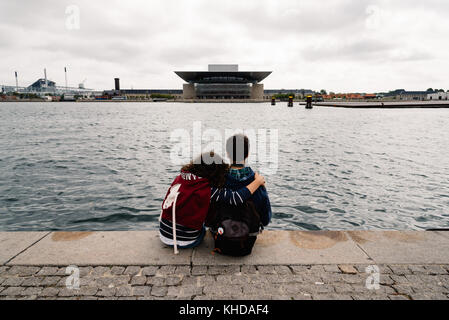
{"left": 159, "top": 134, "right": 272, "bottom": 256}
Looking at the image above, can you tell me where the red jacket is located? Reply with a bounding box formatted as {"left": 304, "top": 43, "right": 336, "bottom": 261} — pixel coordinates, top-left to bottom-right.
{"left": 161, "top": 171, "right": 211, "bottom": 231}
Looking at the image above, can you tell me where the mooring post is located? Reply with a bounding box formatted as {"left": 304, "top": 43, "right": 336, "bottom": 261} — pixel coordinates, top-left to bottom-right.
{"left": 306, "top": 95, "right": 313, "bottom": 109}
{"left": 288, "top": 95, "right": 293, "bottom": 107}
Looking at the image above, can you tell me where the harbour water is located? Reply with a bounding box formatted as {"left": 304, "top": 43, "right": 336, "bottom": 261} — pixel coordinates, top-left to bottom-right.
{"left": 0, "top": 102, "right": 448, "bottom": 231}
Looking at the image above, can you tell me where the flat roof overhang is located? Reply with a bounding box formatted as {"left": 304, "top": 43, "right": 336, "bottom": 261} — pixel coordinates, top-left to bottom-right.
{"left": 174, "top": 71, "right": 272, "bottom": 84}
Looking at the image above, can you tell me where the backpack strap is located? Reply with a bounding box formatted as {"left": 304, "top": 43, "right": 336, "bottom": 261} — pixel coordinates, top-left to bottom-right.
{"left": 172, "top": 194, "right": 179, "bottom": 255}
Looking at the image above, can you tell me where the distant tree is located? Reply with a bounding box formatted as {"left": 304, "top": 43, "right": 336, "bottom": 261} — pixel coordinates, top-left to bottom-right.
{"left": 438, "top": 89, "right": 445, "bottom": 92}
{"left": 426, "top": 88, "right": 434, "bottom": 92}
{"left": 320, "top": 89, "right": 327, "bottom": 95}
{"left": 329, "top": 92, "right": 335, "bottom": 95}
{"left": 150, "top": 93, "right": 174, "bottom": 100}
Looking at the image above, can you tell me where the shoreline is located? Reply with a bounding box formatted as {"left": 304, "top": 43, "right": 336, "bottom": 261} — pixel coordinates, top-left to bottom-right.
{"left": 2, "top": 100, "right": 449, "bottom": 107}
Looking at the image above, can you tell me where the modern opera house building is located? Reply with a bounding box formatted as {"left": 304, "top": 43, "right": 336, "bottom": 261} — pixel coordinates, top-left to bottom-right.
{"left": 175, "top": 64, "right": 272, "bottom": 100}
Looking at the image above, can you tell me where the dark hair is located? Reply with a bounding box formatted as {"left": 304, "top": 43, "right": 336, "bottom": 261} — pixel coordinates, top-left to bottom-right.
{"left": 226, "top": 134, "right": 249, "bottom": 164}
{"left": 181, "top": 151, "right": 229, "bottom": 188}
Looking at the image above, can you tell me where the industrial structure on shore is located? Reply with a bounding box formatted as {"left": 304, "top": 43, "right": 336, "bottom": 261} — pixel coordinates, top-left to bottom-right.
{"left": 0, "top": 68, "right": 96, "bottom": 99}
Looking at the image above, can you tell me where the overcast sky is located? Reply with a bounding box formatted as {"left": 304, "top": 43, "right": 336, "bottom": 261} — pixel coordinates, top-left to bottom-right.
{"left": 1, "top": 0, "right": 448, "bottom": 92}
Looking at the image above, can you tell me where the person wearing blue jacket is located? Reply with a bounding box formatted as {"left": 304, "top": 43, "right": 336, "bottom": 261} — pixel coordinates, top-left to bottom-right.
{"left": 225, "top": 134, "right": 272, "bottom": 226}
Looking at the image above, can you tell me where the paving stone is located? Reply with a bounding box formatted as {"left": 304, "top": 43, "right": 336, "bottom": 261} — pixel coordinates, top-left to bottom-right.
{"left": 142, "top": 266, "right": 159, "bottom": 276}
{"left": 7, "top": 266, "right": 40, "bottom": 276}
{"left": 323, "top": 265, "right": 340, "bottom": 273}
{"left": 21, "top": 287, "right": 43, "bottom": 296}
{"left": 378, "top": 265, "right": 394, "bottom": 274}
{"left": 309, "top": 265, "right": 325, "bottom": 273}
{"left": 208, "top": 265, "right": 239, "bottom": 275}
{"left": 0, "top": 267, "right": 9, "bottom": 275}
{"left": 166, "top": 275, "right": 183, "bottom": 286}
{"left": 392, "top": 284, "right": 415, "bottom": 296}
{"left": 204, "top": 284, "right": 243, "bottom": 296}
{"left": 131, "top": 275, "right": 147, "bottom": 285}
{"left": 167, "top": 284, "right": 203, "bottom": 298}
{"left": 334, "top": 283, "right": 354, "bottom": 293}
{"left": 157, "top": 266, "right": 176, "bottom": 275}
{"left": 40, "top": 287, "right": 60, "bottom": 297}
{"left": 95, "top": 275, "right": 130, "bottom": 287}
{"left": 338, "top": 265, "right": 358, "bottom": 274}
{"left": 257, "top": 266, "right": 276, "bottom": 274}
{"left": 78, "top": 287, "right": 98, "bottom": 296}
{"left": 389, "top": 265, "right": 412, "bottom": 275}
{"left": 340, "top": 274, "right": 366, "bottom": 285}
{"left": 424, "top": 265, "right": 448, "bottom": 275}
{"left": 151, "top": 286, "right": 168, "bottom": 297}
{"left": 174, "top": 266, "right": 191, "bottom": 275}
{"left": 116, "top": 286, "right": 133, "bottom": 297}
{"left": 123, "top": 266, "right": 141, "bottom": 276}
{"left": 216, "top": 274, "right": 250, "bottom": 285}
{"left": 147, "top": 276, "right": 166, "bottom": 286}
{"left": 2, "top": 277, "right": 25, "bottom": 286}
{"left": 36, "top": 267, "right": 60, "bottom": 276}
{"left": 408, "top": 265, "right": 427, "bottom": 274}
{"left": 379, "top": 275, "right": 395, "bottom": 285}
{"left": 390, "top": 275, "right": 410, "bottom": 284}
{"left": 410, "top": 292, "right": 448, "bottom": 300}
{"left": 196, "top": 275, "right": 216, "bottom": 287}
{"left": 281, "top": 283, "right": 304, "bottom": 295}
{"left": 191, "top": 266, "right": 207, "bottom": 275}
{"left": 110, "top": 266, "right": 125, "bottom": 275}
{"left": 241, "top": 265, "right": 258, "bottom": 274}
{"left": 40, "top": 276, "right": 61, "bottom": 286}
{"left": 96, "top": 287, "right": 116, "bottom": 297}
{"left": 90, "top": 266, "right": 111, "bottom": 276}
{"left": 80, "top": 276, "right": 98, "bottom": 287}
{"left": 132, "top": 286, "right": 151, "bottom": 296}
{"left": 21, "top": 277, "right": 43, "bottom": 287}
{"left": 274, "top": 266, "right": 292, "bottom": 275}
{"left": 290, "top": 266, "right": 311, "bottom": 274}
{"left": 353, "top": 265, "right": 371, "bottom": 273}
{"left": 0, "top": 286, "right": 25, "bottom": 296}
{"left": 265, "top": 274, "right": 293, "bottom": 284}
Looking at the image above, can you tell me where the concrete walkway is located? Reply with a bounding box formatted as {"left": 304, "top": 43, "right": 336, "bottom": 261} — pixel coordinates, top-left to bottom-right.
{"left": 0, "top": 230, "right": 448, "bottom": 300}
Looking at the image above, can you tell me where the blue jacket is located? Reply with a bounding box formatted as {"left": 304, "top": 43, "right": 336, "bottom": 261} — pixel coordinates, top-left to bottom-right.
{"left": 224, "top": 167, "right": 272, "bottom": 226}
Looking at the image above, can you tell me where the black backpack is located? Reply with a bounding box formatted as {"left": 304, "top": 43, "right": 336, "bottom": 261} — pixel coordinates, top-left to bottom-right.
{"left": 206, "top": 200, "right": 263, "bottom": 257}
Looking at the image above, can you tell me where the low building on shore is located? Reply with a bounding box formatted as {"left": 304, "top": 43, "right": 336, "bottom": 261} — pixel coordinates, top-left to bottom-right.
{"left": 385, "top": 89, "right": 430, "bottom": 101}
{"left": 427, "top": 91, "right": 449, "bottom": 101}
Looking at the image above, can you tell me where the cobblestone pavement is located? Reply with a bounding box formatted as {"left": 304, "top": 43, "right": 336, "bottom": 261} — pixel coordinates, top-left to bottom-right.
{"left": 0, "top": 264, "right": 448, "bottom": 300}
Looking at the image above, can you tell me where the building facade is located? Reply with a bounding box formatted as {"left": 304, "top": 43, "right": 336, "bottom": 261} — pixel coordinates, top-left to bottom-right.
{"left": 175, "top": 65, "right": 272, "bottom": 100}
{"left": 427, "top": 92, "right": 449, "bottom": 100}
